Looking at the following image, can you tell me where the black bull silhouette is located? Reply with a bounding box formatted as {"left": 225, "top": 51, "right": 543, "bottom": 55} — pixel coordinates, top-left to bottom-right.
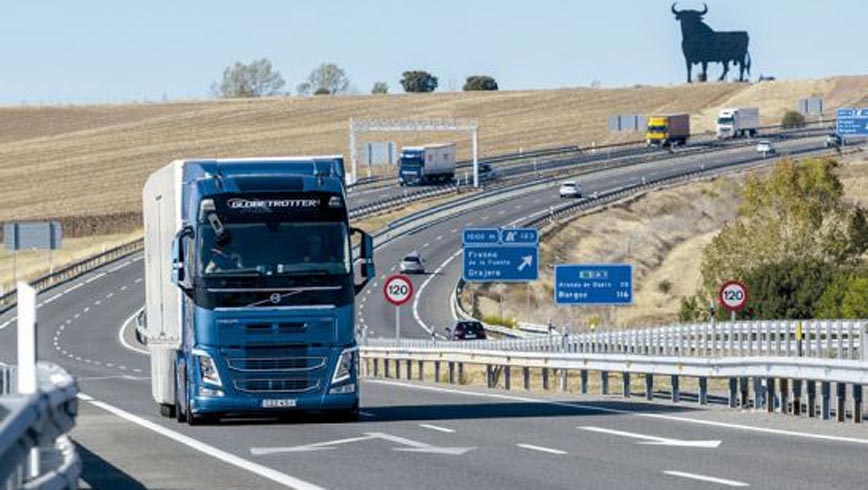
{"left": 672, "top": 3, "right": 751, "bottom": 83}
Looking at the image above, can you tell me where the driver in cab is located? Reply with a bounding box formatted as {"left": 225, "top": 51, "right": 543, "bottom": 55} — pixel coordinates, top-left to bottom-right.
{"left": 205, "top": 232, "right": 243, "bottom": 273}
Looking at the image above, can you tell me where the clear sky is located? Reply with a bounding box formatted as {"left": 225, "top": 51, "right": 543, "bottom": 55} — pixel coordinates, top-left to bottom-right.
{"left": 1, "top": 0, "right": 865, "bottom": 105}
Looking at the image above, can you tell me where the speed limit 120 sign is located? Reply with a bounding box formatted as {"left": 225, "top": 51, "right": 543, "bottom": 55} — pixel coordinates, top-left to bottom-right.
{"left": 384, "top": 275, "right": 414, "bottom": 306}
{"left": 719, "top": 280, "right": 749, "bottom": 311}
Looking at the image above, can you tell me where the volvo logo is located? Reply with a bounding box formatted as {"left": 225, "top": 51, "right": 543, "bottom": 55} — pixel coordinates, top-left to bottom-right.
{"left": 270, "top": 293, "right": 282, "bottom": 304}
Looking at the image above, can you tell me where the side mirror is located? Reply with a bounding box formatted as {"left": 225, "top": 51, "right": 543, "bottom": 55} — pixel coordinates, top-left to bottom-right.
{"left": 351, "top": 227, "right": 376, "bottom": 295}
{"left": 171, "top": 226, "right": 194, "bottom": 291}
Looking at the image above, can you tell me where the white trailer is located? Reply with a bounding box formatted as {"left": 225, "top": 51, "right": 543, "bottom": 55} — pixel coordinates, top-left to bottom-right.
{"left": 142, "top": 161, "right": 184, "bottom": 411}
{"left": 716, "top": 107, "right": 760, "bottom": 139}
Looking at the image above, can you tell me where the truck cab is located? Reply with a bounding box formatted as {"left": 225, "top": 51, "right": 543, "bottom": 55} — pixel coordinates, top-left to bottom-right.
{"left": 143, "top": 157, "right": 375, "bottom": 424}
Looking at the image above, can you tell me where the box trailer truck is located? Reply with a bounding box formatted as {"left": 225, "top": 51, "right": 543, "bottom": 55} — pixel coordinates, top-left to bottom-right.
{"left": 716, "top": 107, "right": 760, "bottom": 139}
{"left": 646, "top": 114, "right": 690, "bottom": 147}
{"left": 398, "top": 143, "right": 456, "bottom": 185}
{"left": 142, "top": 156, "right": 375, "bottom": 424}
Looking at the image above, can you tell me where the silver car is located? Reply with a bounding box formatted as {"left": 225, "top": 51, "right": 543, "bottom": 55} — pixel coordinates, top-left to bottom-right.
{"left": 399, "top": 252, "right": 425, "bottom": 274}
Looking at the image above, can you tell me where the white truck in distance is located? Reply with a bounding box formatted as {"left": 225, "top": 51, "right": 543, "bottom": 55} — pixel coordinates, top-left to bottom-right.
{"left": 398, "top": 143, "right": 457, "bottom": 185}
{"left": 716, "top": 107, "right": 760, "bottom": 139}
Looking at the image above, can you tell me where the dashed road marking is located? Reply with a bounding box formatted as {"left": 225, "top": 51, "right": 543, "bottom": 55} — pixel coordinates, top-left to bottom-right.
{"left": 663, "top": 471, "right": 749, "bottom": 487}
{"left": 516, "top": 443, "right": 567, "bottom": 455}
{"left": 419, "top": 424, "right": 455, "bottom": 433}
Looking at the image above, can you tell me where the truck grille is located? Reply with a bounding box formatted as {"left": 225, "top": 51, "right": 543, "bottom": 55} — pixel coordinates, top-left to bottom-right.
{"left": 226, "top": 357, "right": 325, "bottom": 372}
{"left": 234, "top": 377, "right": 320, "bottom": 394}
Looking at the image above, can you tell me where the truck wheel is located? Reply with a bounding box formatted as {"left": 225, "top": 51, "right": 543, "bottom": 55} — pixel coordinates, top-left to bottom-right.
{"left": 329, "top": 404, "right": 359, "bottom": 423}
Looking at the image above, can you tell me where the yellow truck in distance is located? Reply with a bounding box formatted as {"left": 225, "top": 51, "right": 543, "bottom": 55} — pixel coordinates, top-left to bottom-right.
{"left": 646, "top": 113, "right": 690, "bottom": 147}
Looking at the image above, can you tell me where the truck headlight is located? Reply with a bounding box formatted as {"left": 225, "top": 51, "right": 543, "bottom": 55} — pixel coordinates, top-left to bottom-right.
{"left": 193, "top": 349, "right": 222, "bottom": 387}
{"left": 331, "top": 347, "right": 357, "bottom": 385}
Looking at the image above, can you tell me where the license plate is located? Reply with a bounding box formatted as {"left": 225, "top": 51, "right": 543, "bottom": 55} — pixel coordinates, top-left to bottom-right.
{"left": 261, "top": 399, "right": 297, "bottom": 408}
{"left": 465, "top": 334, "right": 476, "bottom": 339}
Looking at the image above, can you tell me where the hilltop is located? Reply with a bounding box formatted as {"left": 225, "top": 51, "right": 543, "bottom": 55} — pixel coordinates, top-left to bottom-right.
{"left": 0, "top": 76, "right": 866, "bottom": 228}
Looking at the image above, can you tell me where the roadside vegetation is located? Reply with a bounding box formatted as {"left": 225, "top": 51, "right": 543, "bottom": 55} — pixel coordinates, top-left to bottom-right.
{"left": 681, "top": 156, "right": 868, "bottom": 320}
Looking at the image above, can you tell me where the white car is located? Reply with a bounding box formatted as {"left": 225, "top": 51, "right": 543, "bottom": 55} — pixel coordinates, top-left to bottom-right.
{"left": 399, "top": 252, "right": 425, "bottom": 274}
{"left": 756, "top": 140, "right": 775, "bottom": 154}
{"left": 559, "top": 181, "right": 582, "bottom": 198}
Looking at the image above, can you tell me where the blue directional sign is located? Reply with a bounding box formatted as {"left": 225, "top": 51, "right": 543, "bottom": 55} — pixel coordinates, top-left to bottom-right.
{"left": 463, "top": 245, "right": 539, "bottom": 282}
{"left": 836, "top": 107, "right": 868, "bottom": 137}
{"left": 554, "top": 264, "right": 633, "bottom": 305}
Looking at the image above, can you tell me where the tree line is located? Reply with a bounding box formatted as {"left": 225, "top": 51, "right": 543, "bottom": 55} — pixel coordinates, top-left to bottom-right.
{"left": 212, "top": 59, "right": 499, "bottom": 98}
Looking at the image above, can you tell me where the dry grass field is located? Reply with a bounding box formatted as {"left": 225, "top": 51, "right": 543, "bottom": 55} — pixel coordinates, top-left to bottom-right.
{"left": 469, "top": 154, "right": 868, "bottom": 331}
{"left": 1, "top": 76, "right": 866, "bottom": 228}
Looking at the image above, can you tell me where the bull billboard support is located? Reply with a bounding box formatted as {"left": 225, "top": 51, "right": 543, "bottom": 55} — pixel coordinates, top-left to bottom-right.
{"left": 672, "top": 3, "right": 752, "bottom": 83}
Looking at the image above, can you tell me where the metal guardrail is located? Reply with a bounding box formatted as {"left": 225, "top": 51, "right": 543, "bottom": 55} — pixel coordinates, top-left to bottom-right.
{"left": 362, "top": 319, "right": 868, "bottom": 421}
{"left": 0, "top": 362, "right": 81, "bottom": 489}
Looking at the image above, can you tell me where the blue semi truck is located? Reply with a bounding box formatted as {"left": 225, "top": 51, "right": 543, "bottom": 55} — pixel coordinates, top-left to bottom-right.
{"left": 142, "top": 156, "right": 374, "bottom": 424}
{"left": 398, "top": 143, "right": 456, "bottom": 186}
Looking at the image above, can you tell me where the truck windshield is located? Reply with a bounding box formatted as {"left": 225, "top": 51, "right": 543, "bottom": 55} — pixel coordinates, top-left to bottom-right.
{"left": 647, "top": 125, "right": 667, "bottom": 132}
{"left": 717, "top": 117, "right": 734, "bottom": 124}
{"left": 195, "top": 192, "right": 351, "bottom": 278}
{"left": 198, "top": 222, "right": 350, "bottom": 277}
{"left": 400, "top": 156, "right": 423, "bottom": 168}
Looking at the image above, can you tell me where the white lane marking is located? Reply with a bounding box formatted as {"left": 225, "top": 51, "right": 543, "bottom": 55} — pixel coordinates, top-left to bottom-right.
{"left": 579, "top": 426, "right": 721, "bottom": 448}
{"left": 120, "top": 285, "right": 128, "bottom": 291}
{"left": 516, "top": 443, "right": 567, "bottom": 455}
{"left": 0, "top": 317, "right": 16, "bottom": 331}
{"left": 436, "top": 235, "right": 443, "bottom": 241}
{"left": 419, "top": 424, "right": 455, "bottom": 433}
{"left": 106, "top": 292, "right": 114, "bottom": 299}
{"left": 108, "top": 261, "right": 132, "bottom": 273}
{"left": 86, "top": 272, "right": 107, "bottom": 284}
{"left": 421, "top": 243, "right": 430, "bottom": 249}
{"left": 663, "top": 471, "right": 749, "bottom": 487}
{"left": 514, "top": 205, "right": 522, "bottom": 210}
{"left": 64, "top": 283, "right": 84, "bottom": 294}
{"left": 367, "top": 380, "right": 868, "bottom": 446}
{"left": 119, "top": 308, "right": 149, "bottom": 355}
{"left": 450, "top": 228, "right": 458, "bottom": 233}
{"left": 95, "top": 300, "right": 102, "bottom": 306}
{"left": 83, "top": 307, "right": 90, "bottom": 313}
{"left": 390, "top": 265, "right": 397, "bottom": 272}
{"left": 412, "top": 248, "right": 462, "bottom": 334}
{"left": 77, "top": 393, "right": 95, "bottom": 401}
{"left": 83, "top": 396, "right": 325, "bottom": 490}
{"left": 44, "top": 293, "right": 63, "bottom": 304}
{"left": 252, "top": 435, "right": 376, "bottom": 455}
{"left": 134, "top": 278, "right": 143, "bottom": 284}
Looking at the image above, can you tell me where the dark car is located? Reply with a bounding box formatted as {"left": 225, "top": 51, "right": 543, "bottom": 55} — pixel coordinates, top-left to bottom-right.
{"left": 446, "top": 320, "right": 487, "bottom": 340}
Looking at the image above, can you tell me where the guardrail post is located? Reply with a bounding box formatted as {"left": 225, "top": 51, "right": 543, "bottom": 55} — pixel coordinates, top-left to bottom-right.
{"left": 698, "top": 377, "right": 708, "bottom": 405}
{"left": 821, "top": 381, "right": 831, "bottom": 420}
{"left": 523, "top": 367, "right": 530, "bottom": 390}
{"left": 405, "top": 360, "right": 412, "bottom": 380}
{"left": 836, "top": 383, "right": 847, "bottom": 422}
{"left": 753, "top": 378, "right": 763, "bottom": 410}
{"left": 373, "top": 358, "right": 380, "bottom": 377}
{"left": 600, "top": 371, "right": 609, "bottom": 395}
{"left": 854, "top": 385, "right": 863, "bottom": 424}
{"left": 728, "top": 378, "right": 738, "bottom": 408}
{"left": 448, "top": 362, "right": 455, "bottom": 384}
{"left": 458, "top": 363, "right": 464, "bottom": 384}
{"left": 418, "top": 361, "right": 424, "bottom": 381}
{"left": 395, "top": 360, "right": 401, "bottom": 379}
{"left": 542, "top": 368, "right": 550, "bottom": 391}
{"left": 559, "top": 370, "right": 567, "bottom": 392}
{"left": 766, "top": 377, "right": 776, "bottom": 413}
{"left": 807, "top": 381, "right": 817, "bottom": 418}
{"left": 622, "top": 372, "right": 631, "bottom": 398}
{"left": 740, "top": 377, "right": 750, "bottom": 408}
{"left": 645, "top": 374, "right": 654, "bottom": 400}
{"left": 671, "top": 375, "right": 680, "bottom": 403}
{"left": 504, "top": 366, "right": 511, "bottom": 390}
{"left": 780, "top": 379, "right": 789, "bottom": 414}
{"left": 580, "top": 370, "right": 588, "bottom": 394}
{"left": 486, "top": 365, "right": 494, "bottom": 389}
{"left": 792, "top": 379, "right": 802, "bottom": 416}
{"left": 434, "top": 361, "right": 441, "bottom": 383}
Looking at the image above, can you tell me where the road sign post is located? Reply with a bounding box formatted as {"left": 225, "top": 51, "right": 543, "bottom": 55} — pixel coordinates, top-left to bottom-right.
{"left": 384, "top": 275, "right": 414, "bottom": 340}
{"left": 719, "top": 280, "right": 748, "bottom": 321}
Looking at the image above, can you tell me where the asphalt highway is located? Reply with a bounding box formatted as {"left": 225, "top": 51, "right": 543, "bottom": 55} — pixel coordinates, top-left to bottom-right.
{"left": 2, "top": 135, "right": 865, "bottom": 489}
